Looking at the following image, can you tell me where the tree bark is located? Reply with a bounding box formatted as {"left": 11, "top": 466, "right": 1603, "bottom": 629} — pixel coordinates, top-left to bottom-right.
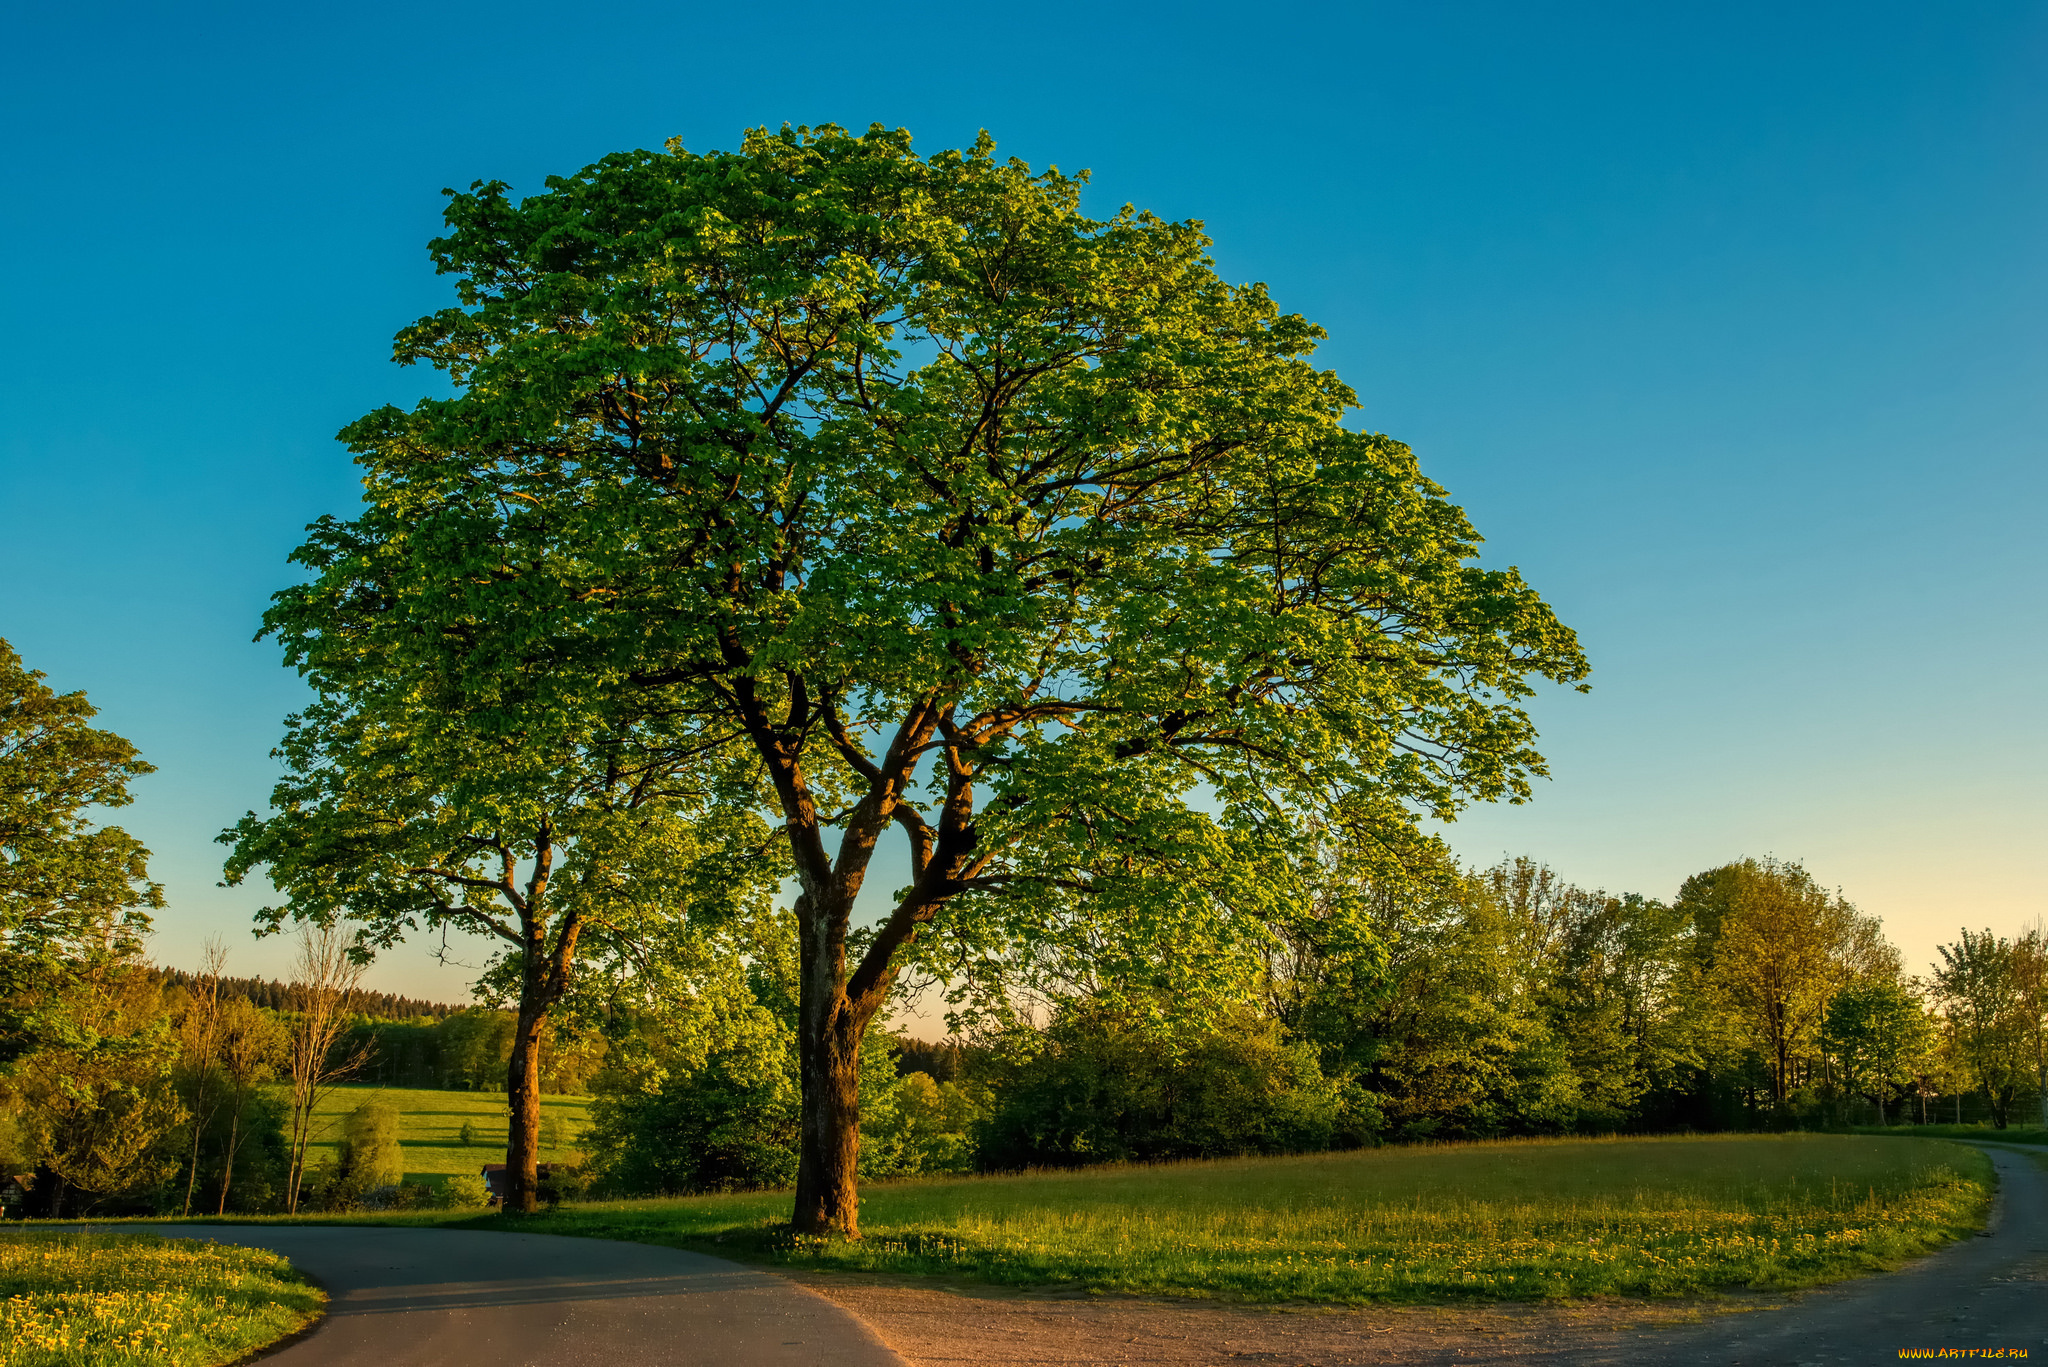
{"left": 502, "top": 1000, "right": 548, "bottom": 1215}
{"left": 181, "top": 1055, "right": 215, "bottom": 1217}
{"left": 793, "top": 989, "right": 867, "bottom": 1237}
{"left": 216, "top": 1103, "right": 240, "bottom": 1215}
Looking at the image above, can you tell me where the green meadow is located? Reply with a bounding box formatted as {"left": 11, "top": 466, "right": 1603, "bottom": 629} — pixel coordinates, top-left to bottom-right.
{"left": 0, "top": 1229, "right": 322, "bottom": 1367}
{"left": 287, "top": 1132, "right": 1988, "bottom": 1304}
{"left": 300, "top": 1084, "right": 591, "bottom": 1182}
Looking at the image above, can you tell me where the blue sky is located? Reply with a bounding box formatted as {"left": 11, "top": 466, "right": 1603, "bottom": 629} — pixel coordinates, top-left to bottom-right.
{"left": 3, "top": 0, "right": 2042, "bottom": 1001}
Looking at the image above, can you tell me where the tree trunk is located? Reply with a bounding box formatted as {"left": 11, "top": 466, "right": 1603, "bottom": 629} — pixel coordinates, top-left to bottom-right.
{"left": 502, "top": 1003, "right": 547, "bottom": 1215}
{"left": 217, "top": 1103, "right": 241, "bottom": 1215}
{"left": 285, "top": 1106, "right": 307, "bottom": 1214}
{"left": 182, "top": 1063, "right": 211, "bottom": 1217}
{"left": 793, "top": 1002, "right": 865, "bottom": 1237}
{"left": 789, "top": 868, "right": 892, "bottom": 1241}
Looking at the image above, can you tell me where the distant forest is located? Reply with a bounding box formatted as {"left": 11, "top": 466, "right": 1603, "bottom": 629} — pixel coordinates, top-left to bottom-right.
{"left": 152, "top": 967, "right": 468, "bottom": 1021}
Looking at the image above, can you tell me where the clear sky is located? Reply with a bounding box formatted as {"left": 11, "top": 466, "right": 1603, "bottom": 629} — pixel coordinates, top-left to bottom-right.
{"left": 3, "top": 0, "right": 2042, "bottom": 1003}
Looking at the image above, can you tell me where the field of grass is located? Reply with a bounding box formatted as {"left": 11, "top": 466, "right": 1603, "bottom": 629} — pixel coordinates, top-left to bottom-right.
{"left": 310, "top": 1132, "right": 1988, "bottom": 1304}
{"left": 302, "top": 1084, "right": 591, "bottom": 1181}
{"left": 0, "top": 1229, "right": 323, "bottom": 1367}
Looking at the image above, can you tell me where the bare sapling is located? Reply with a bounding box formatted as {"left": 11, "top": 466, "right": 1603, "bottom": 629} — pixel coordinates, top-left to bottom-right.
{"left": 178, "top": 938, "right": 228, "bottom": 1216}
{"left": 282, "top": 922, "right": 372, "bottom": 1213}
{"left": 213, "top": 996, "right": 284, "bottom": 1213}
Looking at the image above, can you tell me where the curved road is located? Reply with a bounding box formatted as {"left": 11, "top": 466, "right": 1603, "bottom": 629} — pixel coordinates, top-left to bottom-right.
{"left": 155, "top": 1224, "right": 907, "bottom": 1367}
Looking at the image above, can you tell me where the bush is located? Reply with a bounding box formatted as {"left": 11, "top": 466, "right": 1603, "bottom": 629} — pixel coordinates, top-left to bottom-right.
{"left": 302, "top": 1159, "right": 366, "bottom": 1213}
{"left": 587, "top": 1011, "right": 911, "bottom": 1194}
{"left": 535, "top": 1165, "right": 586, "bottom": 1208}
{"left": 338, "top": 1099, "right": 403, "bottom": 1190}
{"left": 861, "top": 1072, "right": 982, "bottom": 1177}
{"left": 439, "top": 1174, "right": 490, "bottom": 1209}
{"left": 974, "top": 1002, "right": 1350, "bottom": 1169}
{"left": 586, "top": 1029, "right": 801, "bottom": 1195}
{"left": 355, "top": 1181, "right": 442, "bottom": 1211}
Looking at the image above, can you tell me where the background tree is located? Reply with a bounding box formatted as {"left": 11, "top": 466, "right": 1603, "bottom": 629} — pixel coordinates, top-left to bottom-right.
{"left": 2010, "top": 928, "right": 2048, "bottom": 1126}
{"left": 1822, "top": 977, "right": 1930, "bottom": 1124}
{"left": 280, "top": 924, "right": 370, "bottom": 1212}
{"left": 174, "top": 939, "right": 228, "bottom": 1214}
{"left": 0, "top": 637, "right": 162, "bottom": 1064}
{"left": 1932, "top": 928, "right": 2029, "bottom": 1128}
{"left": 211, "top": 996, "right": 288, "bottom": 1213}
{"left": 974, "top": 999, "right": 1345, "bottom": 1166}
{"left": 1692, "top": 858, "right": 1891, "bottom": 1111}
{"left": 10, "top": 965, "right": 184, "bottom": 1216}
{"left": 278, "top": 123, "right": 1587, "bottom": 1236}
{"left": 1484, "top": 859, "right": 1688, "bottom": 1125}
{"left": 225, "top": 573, "right": 781, "bottom": 1214}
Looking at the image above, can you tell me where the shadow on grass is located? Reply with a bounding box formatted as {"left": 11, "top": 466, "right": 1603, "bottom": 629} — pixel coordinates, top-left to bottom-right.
{"left": 1846, "top": 1123, "right": 2048, "bottom": 1146}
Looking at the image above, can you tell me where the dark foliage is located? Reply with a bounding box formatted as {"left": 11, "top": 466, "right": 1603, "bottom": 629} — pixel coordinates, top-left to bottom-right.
{"left": 155, "top": 967, "right": 464, "bottom": 1019}
{"left": 974, "top": 1003, "right": 1353, "bottom": 1169}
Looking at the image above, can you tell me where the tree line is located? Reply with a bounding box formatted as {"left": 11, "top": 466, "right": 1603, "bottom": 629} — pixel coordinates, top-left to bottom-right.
{"left": 573, "top": 849, "right": 2047, "bottom": 1195}
{"left": 154, "top": 967, "right": 465, "bottom": 1021}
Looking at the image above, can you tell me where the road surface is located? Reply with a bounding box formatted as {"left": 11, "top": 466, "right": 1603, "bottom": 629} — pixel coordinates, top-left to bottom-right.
{"left": 155, "top": 1224, "right": 908, "bottom": 1367}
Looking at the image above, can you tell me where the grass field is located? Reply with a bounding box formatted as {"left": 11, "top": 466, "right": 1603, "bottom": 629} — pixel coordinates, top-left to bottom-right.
{"left": 301, "top": 1084, "right": 591, "bottom": 1181}
{"left": 0, "top": 1229, "right": 323, "bottom": 1367}
{"left": 308, "top": 1132, "right": 1989, "bottom": 1304}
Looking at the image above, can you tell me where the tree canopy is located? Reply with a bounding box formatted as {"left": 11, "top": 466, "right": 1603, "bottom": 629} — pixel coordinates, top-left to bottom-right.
{"left": 0, "top": 639, "right": 160, "bottom": 957}
{"left": 1, "top": 638, "right": 162, "bottom": 1065}
{"left": 221, "top": 621, "right": 780, "bottom": 1212}
{"left": 246, "top": 123, "right": 1588, "bottom": 1234}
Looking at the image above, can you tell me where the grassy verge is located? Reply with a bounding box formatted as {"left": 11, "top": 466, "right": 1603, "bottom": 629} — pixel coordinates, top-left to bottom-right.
{"left": 302, "top": 1083, "right": 590, "bottom": 1182}
{"left": 0, "top": 1229, "right": 324, "bottom": 1367}
{"left": 224, "top": 1132, "right": 1988, "bottom": 1304}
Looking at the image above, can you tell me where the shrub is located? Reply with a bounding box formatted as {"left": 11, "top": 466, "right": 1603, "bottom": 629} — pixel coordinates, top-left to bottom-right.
{"left": 974, "top": 1002, "right": 1349, "bottom": 1169}
{"left": 586, "top": 1031, "right": 801, "bottom": 1195}
{"left": 861, "top": 1072, "right": 982, "bottom": 1177}
{"left": 338, "top": 1099, "right": 403, "bottom": 1189}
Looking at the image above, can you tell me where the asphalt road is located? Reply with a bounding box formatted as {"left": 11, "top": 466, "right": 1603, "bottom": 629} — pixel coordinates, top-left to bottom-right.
{"left": 153, "top": 1224, "right": 908, "bottom": 1367}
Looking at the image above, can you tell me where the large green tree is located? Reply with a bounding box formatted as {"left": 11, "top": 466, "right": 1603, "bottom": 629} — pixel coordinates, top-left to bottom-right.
{"left": 1932, "top": 928, "right": 2030, "bottom": 1128}
{"left": 1687, "top": 858, "right": 1892, "bottom": 1109}
{"left": 264, "top": 124, "right": 1586, "bottom": 1235}
{"left": 1, "top": 638, "right": 162, "bottom": 1065}
{"left": 223, "top": 659, "right": 778, "bottom": 1213}
{"left": 1822, "top": 977, "right": 1930, "bottom": 1124}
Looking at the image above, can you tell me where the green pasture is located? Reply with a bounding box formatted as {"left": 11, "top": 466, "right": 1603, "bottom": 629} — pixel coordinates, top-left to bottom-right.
{"left": 0, "top": 1229, "right": 322, "bottom": 1367}
{"left": 291, "top": 1132, "right": 1988, "bottom": 1304}
{"left": 299, "top": 1084, "right": 591, "bottom": 1181}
